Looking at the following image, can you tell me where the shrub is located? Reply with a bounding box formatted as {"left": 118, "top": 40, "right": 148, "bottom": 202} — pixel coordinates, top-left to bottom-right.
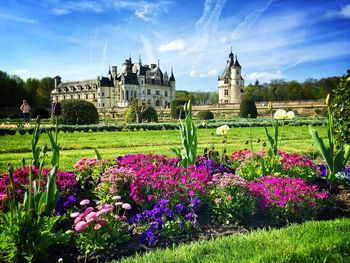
{"left": 31, "top": 107, "right": 50, "bottom": 119}
{"left": 197, "top": 110, "right": 214, "bottom": 120}
{"left": 124, "top": 106, "right": 136, "bottom": 123}
{"left": 141, "top": 106, "right": 158, "bottom": 122}
{"left": 239, "top": 99, "right": 257, "bottom": 118}
{"left": 331, "top": 77, "right": 350, "bottom": 145}
{"left": 61, "top": 100, "right": 99, "bottom": 125}
{"left": 170, "top": 99, "right": 187, "bottom": 119}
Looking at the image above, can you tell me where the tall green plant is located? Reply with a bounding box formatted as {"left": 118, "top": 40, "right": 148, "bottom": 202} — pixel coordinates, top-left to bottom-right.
{"left": 171, "top": 100, "right": 197, "bottom": 168}
{"left": 309, "top": 94, "right": 350, "bottom": 182}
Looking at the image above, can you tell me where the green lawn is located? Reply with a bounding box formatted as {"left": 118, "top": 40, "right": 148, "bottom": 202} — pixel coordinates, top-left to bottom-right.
{"left": 0, "top": 126, "right": 326, "bottom": 172}
{"left": 118, "top": 218, "right": 350, "bottom": 263}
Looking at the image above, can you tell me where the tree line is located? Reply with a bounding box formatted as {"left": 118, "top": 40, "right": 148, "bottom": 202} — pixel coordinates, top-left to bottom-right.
{"left": 0, "top": 70, "right": 54, "bottom": 109}
{"left": 175, "top": 74, "right": 347, "bottom": 105}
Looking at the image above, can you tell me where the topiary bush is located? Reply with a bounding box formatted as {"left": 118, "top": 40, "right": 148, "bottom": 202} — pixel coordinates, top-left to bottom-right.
{"left": 197, "top": 110, "right": 214, "bottom": 120}
{"left": 124, "top": 106, "right": 136, "bottom": 123}
{"left": 31, "top": 108, "right": 50, "bottom": 119}
{"left": 60, "top": 100, "right": 99, "bottom": 125}
{"left": 141, "top": 106, "right": 158, "bottom": 122}
{"left": 170, "top": 99, "right": 187, "bottom": 119}
{"left": 239, "top": 99, "right": 258, "bottom": 118}
{"left": 331, "top": 76, "right": 350, "bottom": 145}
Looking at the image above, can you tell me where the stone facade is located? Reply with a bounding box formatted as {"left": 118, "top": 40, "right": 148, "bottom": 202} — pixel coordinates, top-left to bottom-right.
{"left": 218, "top": 49, "right": 244, "bottom": 104}
{"left": 51, "top": 57, "right": 176, "bottom": 110}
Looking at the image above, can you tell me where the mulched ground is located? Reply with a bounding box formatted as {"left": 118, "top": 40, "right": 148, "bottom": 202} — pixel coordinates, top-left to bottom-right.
{"left": 49, "top": 188, "right": 350, "bottom": 263}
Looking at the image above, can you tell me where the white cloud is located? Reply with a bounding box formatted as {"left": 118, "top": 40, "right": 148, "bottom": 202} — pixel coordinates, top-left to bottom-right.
{"left": 159, "top": 40, "right": 186, "bottom": 52}
{"left": 140, "top": 34, "right": 155, "bottom": 64}
{"left": 246, "top": 71, "right": 285, "bottom": 83}
{"left": 189, "top": 69, "right": 218, "bottom": 78}
{"left": 114, "top": 1, "right": 171, "bottom": 21}
{"left": 102, "top": 40, "right": 108, "bottom": 62}
{"left": 326, "top": 4, "right": 350, "bottom": 19}
{"left": 13, "top": 68, "right": 29, "bottom": 75}
{"left": 0, "top": 13, "right": 37, "bottom": 24}
{"left": 52, "top": 1, "right": 104, "bottom": 15}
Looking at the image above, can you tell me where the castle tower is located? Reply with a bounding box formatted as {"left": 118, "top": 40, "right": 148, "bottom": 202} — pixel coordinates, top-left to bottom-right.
{"left": 218, "top": 49, "right": 244, "bottom": 104}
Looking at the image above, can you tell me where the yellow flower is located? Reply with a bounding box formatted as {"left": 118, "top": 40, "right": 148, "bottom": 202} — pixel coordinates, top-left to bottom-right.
{"left": 216, "top": 125, "right": 230, "bottom": 136}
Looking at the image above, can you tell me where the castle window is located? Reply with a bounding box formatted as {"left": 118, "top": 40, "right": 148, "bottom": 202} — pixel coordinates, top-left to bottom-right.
{"left": 224, "top": 100, "right": 229, "bottom": 103}
{"left": 93, "top": 93, "right": 96, "bottom": 99}
{"left": 147, "top": 89, "right": 151, "bottom": 95}
{"left": 126, "top": 90, "right": 129, "bottom": 100}
{"left": 63, "top": 95, "right": 66, "bottom": 99}
{"left": 86, "top": 94, "right": 88, "bottom": 99}
{"left": 156, "top": 90, "right": 160, "bottom": 95}
{"left": 78, "top": 94, "right": 81, "bottom": 99}
{"left": 102, "top": 92, "right": 105, "bottom": 97}
{"left": 151, "top": 79, "right": 155, "bottom": 85}
{"left": 102, "top": 103, "right": 105, "bottom": 107}
{"left": 165, "top": 91, "right": 168, "bottom": 97}
{"left": 224, "top": 89, "right": 229, "bottom": 96}
{"left": 98, "top": 103, "right": 100, "bottom": 107}
{"left": 70, "top": 95, "right": 73, "bottom": 99}
{"left": 237, "top": 81, "right": 239, "bottom": 85}
{"left": 224, "top": 78, "right": 228, "bottom": 84}
{"left": 56, "top": 96, "right": 58, "bottom": 101}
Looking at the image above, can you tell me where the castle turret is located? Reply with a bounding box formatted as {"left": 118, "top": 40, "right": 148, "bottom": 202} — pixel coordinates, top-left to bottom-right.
{"left": 54, "top": 76, "right": 61, "bottom": 88}
{"left": 218, "top": 49, "right": 244, "bottom": 104}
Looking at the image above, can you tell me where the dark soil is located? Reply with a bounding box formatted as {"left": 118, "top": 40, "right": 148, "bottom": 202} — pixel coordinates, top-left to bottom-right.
{"left": 49, "top": 188, "right": 350, "bottom": 263}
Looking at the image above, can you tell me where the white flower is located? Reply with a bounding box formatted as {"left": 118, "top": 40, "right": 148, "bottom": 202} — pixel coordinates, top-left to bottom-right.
{"left": 216, "top": 125, "right": 230, "bottom": 136}
{"left": 274, "top": 109, "right": 287, "bottom": 120}
{"left": 286, "top": 111, "right": 295, "bottom": 119}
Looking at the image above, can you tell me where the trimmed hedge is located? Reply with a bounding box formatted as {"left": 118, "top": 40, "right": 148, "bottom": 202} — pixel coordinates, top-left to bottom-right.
{"left": 240, "top": 99, "right": 258, "bottom": 118}
{"left": 124, "top": 107, "right": 136, "bottom": 123}
{"left": 197, "top": 110, "right": 214, "bottom": 120}
{"left": 31, "top": 108, "right": 50, "bottom": 119}
{"left": 141, "top": 106, "right": 158, "bottom": 122}
{"left": 170, "top": 99, "right": 187, "bottom": 119}
{"left": 61, "top": 100, "right": 99, "bottom": 125}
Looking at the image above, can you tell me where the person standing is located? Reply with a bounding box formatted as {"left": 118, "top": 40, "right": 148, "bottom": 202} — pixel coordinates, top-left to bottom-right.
{"left": 20, "top": 100, "right": 31, "bottom": 125}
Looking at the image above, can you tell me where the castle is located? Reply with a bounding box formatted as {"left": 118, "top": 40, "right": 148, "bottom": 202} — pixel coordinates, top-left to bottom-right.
{"left": 218, "top": 49, "right": 244, "bottom": 104}
{"left": 51, "top": 57, "right": 176, "bottom": 110}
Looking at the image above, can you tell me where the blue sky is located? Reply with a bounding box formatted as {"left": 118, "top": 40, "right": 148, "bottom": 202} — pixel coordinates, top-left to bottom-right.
{"left": 1, "top": 0, "right": 350, "bottom": 92}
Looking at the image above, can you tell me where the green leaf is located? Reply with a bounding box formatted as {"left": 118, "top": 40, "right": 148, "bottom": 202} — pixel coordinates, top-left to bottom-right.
{"left": 309, "top": 126, "right": 333, "bottom": 172}
{"left": 334, "top": 145, "right": 350, "bottom": 173}
{"left": 94, "top": 148, "right": 102, "bottom": 160}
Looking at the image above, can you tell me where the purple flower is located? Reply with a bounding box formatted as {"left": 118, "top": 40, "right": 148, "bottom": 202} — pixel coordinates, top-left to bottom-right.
{"left": 140, "top": 229, "right": 155, "bottom": 248}
{"left": 117, "top": 156, "right": 124, "bottom": 161}
{"left": 176, "top": 204, "right": 187, "bottom": 215}
{"left": 52, "top": 101, "right": 62, "bottom": 116}
{"left": 63, "top": 195, "right": 77, "bottom": 208}
{"left": 319, "top": 164, "right": 327, "bottom": 177}
{"left": 156, "top": 199, "right": 169, "bottom": 207}
{"left": 163, "top": 207, "right": 174, "bottom": 220}
{"left": 190, "top": 198, "right": 201, "bottom": 211}
{"left": 185, "top": 212, "right": 193, "bottom": 221}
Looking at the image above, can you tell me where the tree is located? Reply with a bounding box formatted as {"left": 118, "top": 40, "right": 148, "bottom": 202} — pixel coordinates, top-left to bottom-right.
{"left": 37, "top": 77, "right": 54, "bottom": 107}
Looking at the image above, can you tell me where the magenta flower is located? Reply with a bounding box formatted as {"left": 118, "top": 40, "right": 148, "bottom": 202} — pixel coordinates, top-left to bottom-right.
{"left": 75, "top": 221, "right": 88, "bottom": 232}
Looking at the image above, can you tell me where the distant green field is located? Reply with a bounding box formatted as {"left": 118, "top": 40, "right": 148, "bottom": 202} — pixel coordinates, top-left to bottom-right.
{"left": 0, "top": 126, "right": 326, "bottom": 172}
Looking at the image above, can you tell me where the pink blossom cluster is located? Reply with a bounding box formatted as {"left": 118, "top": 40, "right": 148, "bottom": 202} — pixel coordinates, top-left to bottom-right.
{"left": 96, "top": 167, "right": 134, "bottom": 195}
{"left": 248, "top": 176, "right": 329, "bottom": 209}
{"left": 73, "top": 157, "right": 99, "bottom": 171}
{"left": 212, "top": 173, "right": 248, "bottom": 189}
{"left": 0, "top": 166, "right": 78, "bottom": 200}
{"left": 72, "top": 198, "right": 131, "bottom": 232}
{"left": 278, "top": 152, "right": 317, "bottom": 171}
{"left": 231, "top": 149, "right": 253, "bottom": 162}
{"left": 113, "top": 154, "right": 211, "bottom": 204}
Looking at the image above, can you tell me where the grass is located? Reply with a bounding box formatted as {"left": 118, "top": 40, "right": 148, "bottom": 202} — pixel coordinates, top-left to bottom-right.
{"left": 118, "top": 218, "right": 350, "bottom": 263}
{"left": 0, "top": 125, "right": 326, "bottom": 172}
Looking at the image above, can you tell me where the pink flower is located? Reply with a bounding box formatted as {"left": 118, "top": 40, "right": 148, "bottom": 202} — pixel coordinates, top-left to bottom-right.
{"left": 226, "top": 196, "right": 233, "bottom": 201}
{"left": 94, "top": 224, "right": 102, "bottom": 230}
{"left": 215, "top": 198, "right": 222, "bottom": 204}
{"left": 75, "top": 221, "right": 88, "bottom": 232}
{"left": 147, "top": 194, "right": 154, "bottom": 201}
{"left": 112, "top": 195, "right": 122, "bottom": 200}
{"left": 115, "top": 202, "right": 123, "bottom": 206}
{"left": 79, "top": 199, "right": 90, "bottom": 206}
{"left": 122, "top": 203, "right": 132, "bottom": 210}
{"left": 85, "top": 212, "right": 97, "bottom": 222}
{"left": 70, "top": 212, "right": 80, "bottom": 218}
